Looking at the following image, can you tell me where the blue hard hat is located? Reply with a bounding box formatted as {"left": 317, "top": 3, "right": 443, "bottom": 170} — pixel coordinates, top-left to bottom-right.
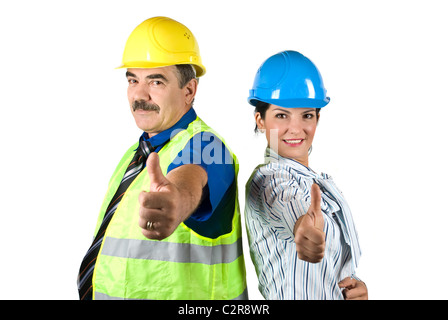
{"left": 248, "top": 50, "right": 330, "bottom": 108}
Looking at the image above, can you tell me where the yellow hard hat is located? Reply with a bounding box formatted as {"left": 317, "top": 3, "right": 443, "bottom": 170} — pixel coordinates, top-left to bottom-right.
{"left": 118, "top": 16, "right": 206, "bottom": 77}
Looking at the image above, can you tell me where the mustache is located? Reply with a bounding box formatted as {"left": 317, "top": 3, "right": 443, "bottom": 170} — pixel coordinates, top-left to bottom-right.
{"left": 132, "top": 100, "right": 160, "bottom": 113}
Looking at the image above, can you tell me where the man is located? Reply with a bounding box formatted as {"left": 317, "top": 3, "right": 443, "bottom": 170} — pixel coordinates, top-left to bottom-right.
{"left": 77, "top": 16, "right": 247, "bottom": 300}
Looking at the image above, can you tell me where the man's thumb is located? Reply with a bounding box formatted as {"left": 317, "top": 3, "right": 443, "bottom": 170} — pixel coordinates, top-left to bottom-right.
{"left": 146, "top": 152, "right": 167, "bottom": 191}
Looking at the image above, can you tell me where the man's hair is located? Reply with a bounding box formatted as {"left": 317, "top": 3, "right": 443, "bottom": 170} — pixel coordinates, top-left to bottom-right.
{"left": 174, "top": 64, "right": 198, "bottom": 88}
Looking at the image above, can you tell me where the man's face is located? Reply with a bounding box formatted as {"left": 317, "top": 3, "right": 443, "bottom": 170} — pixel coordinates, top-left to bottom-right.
{"left": 126, "top": 66, "right": 195, "bottom": 137}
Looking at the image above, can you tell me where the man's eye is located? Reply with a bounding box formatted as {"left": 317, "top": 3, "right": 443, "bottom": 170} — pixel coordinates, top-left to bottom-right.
{"left": 128, "top": 79, "right": 137, "bottom": 84}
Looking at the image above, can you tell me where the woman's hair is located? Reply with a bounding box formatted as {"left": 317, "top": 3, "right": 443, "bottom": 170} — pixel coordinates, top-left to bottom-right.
{"left": 254, "top": 101, "right": 321, "bottom": 133}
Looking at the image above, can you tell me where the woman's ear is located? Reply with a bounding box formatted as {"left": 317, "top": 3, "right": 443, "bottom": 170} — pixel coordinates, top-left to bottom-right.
{"left": 255, "top": 112, "right": 265, "bottom": 130}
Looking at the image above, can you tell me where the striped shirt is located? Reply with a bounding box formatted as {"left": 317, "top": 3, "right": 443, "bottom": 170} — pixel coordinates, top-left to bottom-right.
{"left": 244, "top": 148, "right": 361, "bottom": 300}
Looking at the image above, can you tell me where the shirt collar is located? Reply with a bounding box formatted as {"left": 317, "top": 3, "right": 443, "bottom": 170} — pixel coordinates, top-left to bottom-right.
{"left": 264, "top": 147, "right": 322, "bottom": 179}
{"left": 139, "top": 108, "right": 197, "bottom": 151}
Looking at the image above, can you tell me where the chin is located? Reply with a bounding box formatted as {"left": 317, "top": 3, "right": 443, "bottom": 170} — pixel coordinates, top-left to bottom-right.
{"left": 280, "top": 150, "right": 308, "bottom": 162}
{"left": 134, "top": 120, "right": 154, "bottom": 133}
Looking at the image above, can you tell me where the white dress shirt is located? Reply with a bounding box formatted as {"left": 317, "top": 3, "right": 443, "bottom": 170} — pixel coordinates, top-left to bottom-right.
{"left": 245, "top": 148, "right": 361, "bottom": 299}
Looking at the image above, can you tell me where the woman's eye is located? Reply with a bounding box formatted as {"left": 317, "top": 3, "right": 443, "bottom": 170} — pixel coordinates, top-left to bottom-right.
{"left": 304, "top": 113, "right": 314, "bottom": 119}
{"left": 275, "top": 113, "right": 287, "bottom": 119}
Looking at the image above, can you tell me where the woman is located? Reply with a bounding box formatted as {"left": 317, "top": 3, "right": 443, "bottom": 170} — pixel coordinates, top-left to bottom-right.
{"left": 245, "top": 50, "right": 367, "bottom": 300}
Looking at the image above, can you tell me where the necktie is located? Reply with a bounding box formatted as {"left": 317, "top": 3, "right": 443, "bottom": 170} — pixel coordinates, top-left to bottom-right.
{"left": 77, "top": 140, "right": 153, "bottom": 300}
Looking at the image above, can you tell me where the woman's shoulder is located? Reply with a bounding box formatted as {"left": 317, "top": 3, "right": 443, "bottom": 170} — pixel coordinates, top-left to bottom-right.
{"left": 249, "top": 160, "right": 314, "bottom": 200}
{"left": 250, "top": 160, "right": 295, "bottom": 183}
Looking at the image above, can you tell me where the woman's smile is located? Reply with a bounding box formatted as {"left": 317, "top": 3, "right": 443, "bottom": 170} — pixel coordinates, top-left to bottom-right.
{"left": 282, "top": 138, "right": 305, "bottom": 147}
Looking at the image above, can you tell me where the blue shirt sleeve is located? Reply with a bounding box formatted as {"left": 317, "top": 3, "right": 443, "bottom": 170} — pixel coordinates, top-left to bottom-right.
{"left": 166, "top": 132, "right": 236, "bottom": 222}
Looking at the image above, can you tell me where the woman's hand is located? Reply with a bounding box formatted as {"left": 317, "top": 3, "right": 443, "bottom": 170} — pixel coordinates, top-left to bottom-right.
{"left": 338, "top": 277, "right": 368, "bottom": 300}
{"left": 294, "top": 184, "right": 326, "bottom": 263}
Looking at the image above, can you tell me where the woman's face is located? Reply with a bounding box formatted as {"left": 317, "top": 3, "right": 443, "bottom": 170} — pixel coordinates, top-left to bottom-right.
{"left": 255, "top": 105, "right": 319, "bottom": 166}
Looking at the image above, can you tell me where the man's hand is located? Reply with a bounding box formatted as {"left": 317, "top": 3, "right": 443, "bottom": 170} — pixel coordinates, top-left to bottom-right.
{"left": 138, "top": 152, "right": 206, "bottom": 240}
{"left": 294, "top": 183, "right": 326, "bottom": 263}
{"left": 338, "top": 277, "right": 368, "bottom": 300}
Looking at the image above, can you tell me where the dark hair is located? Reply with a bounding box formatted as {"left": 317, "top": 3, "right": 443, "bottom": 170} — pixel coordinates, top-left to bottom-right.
{"left": 254, "top": 101, "right": 321, "bottom": 133}
{"left": 174, "top": 64, "right": 198, "bottom": 88}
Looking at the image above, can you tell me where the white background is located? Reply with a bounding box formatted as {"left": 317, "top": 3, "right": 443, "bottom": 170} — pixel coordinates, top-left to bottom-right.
{"left": 1, "top": 0, "right": 447, "bottom": 300}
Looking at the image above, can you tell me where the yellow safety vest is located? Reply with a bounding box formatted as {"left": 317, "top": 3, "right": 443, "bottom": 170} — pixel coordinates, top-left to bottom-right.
{"left": 91, "top": 117, "right": 247, "bottom": 299}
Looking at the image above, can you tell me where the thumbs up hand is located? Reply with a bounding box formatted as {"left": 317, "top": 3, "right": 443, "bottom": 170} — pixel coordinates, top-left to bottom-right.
{"left": 138, "top": 152, "right": 207, "bottom": 240}
{"left": 138, "top": 152, "right": 180, "bottom": 240}
{"left": 146, "top": 151, "right": 171, "bottom": 193}
{"left": 293, "top": 183, "right": 326, "bottom": 263}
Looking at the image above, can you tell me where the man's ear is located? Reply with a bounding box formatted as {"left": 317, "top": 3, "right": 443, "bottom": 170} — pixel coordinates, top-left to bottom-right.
{"left": 184, "top": 78, "right": 198, "bottom": 106}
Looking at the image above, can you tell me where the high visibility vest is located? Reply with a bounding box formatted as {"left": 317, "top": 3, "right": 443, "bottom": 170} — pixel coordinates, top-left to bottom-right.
{"left": 91, "top": 117, "right": 247, "bottom": 300}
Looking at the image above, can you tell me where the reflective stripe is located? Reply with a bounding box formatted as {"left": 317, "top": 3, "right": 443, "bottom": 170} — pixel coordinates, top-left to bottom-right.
{"left": 101, "top": 236, "right": 243, "bottom": 265}
{"left": 95, "top": 292, "right": 124, "bottom": 300}
{"left": 95, "top": 288, "right": 248, "bottom": 300}
{"left": 232, "top": 288, "right": 249, "bottom": 300}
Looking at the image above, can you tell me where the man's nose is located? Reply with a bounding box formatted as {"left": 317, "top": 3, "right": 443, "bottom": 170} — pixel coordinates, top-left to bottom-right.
{"left": 131, "top": 84, "right": 151, "bottom": 102}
